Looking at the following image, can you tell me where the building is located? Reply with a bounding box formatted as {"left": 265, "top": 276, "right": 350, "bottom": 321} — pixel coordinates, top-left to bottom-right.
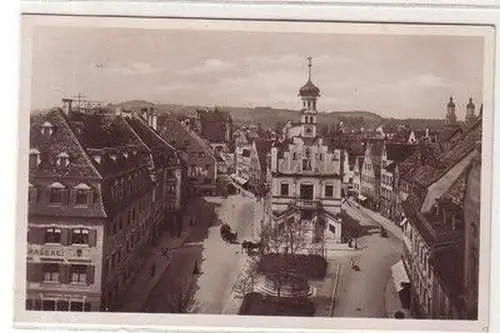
{"left": 352, "top": 156, "right": 364, "bottom": 200}
{"left": 269, "top": 57, "right": 345, "bottom": 258}
{"left": 248, "top": 139, "right": 272, "bottom": 197}
{"left": 399, "top": 112, "right": 482, "bottom": 319}
{"left": 465, "top": 98, "right": 478, "bottom": 127}
{"left": 360, "top": 140, "right": 384, "bottom": 210}
{"left": 123, "top": 110, "right": 184, "bottom": 236}
{"left": 157, "top": 114, "right": 218, "bottom": 196}
{"left": 379, "top": 143, "right": 417, "bottom": 221}
{"left": 26, "top": 100, "right": 166, "bottom": 312}
{"left": 463, "top": 140, "right": 481, "bottom": 319}
{"left": 197, "top": 108, "right": 233, "bottom": 144}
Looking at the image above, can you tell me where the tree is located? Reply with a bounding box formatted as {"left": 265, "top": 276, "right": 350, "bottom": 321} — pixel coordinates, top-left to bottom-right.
{"left": 232, "top": 257, "right": 259, "bottom": 299}
{"left": 161, "top": 278, "right": 198, "bottom": 313}
{"left": 260, "top": 218, "right": 309, "bottom": 256}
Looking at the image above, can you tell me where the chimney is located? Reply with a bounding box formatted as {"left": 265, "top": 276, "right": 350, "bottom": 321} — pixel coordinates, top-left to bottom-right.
{"left": 62, "top": 98, "right": 73, "bottom": 116}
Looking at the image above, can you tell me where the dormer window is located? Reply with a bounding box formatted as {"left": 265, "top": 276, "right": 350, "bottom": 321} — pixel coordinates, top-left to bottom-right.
{"left": 29, "top": 148, "right": 41, "bottom": 169}
{"left": 92, "top": 155, "right": 102, "bottom": 164}
{"left": 74, "top": 183, "right": 91, "bottom": 206}
{"left": 56, "top": 152, "right": 70, "bottom": 167}
{"left": 41, "top": 122, "right": 54, "bottom": 136}
{"left": 48, "top": 182, "right": 66, "bottom": 204}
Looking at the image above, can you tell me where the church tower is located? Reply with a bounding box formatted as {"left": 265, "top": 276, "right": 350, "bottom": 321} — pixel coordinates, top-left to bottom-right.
{"left": 299, "top": 56, "right": 320, "bottom": 138}
{"left": 445, "top": 96, "right": 457, "bottom": 126}
{"left": 465, "top": 97, "right": 476, "bottom": 125}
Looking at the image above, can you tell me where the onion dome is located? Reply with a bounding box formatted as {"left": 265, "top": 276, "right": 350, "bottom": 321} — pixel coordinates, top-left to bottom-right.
{"left": 299, "top": 80, "right": 320, "bottom": 97}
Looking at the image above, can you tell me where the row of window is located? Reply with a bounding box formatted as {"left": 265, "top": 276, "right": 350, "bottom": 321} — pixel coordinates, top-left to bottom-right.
{"left": 29, "top": 150, "right": 70, "bottom": 169}
{"left": 26, "top": 299, "right": 92, "bottom": 312}
{"left": 27, "top": 262, "right": 95, "bottom": 285}
{"left": 279, "top": 183, "right": 335, "bottom": 198}
{"left": 29, "top": 227, "right": 97, "bottom": 246}
{"left": 110, "top": 170, "right": 149, "bottom": 201}
{"left": 28, "top": 185, "right": 94, "bottom": 206}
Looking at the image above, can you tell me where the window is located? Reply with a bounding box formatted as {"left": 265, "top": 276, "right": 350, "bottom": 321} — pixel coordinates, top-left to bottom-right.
{"left": 325, "top": 185, "right": 334, "bottom": 198}
{"left": 292, "top": 152, "right": 297, "bottom": 160}
{"left": 71, "top": 228, "right": 89, "bottom": 245}
{"left": 41, "top": 122, "right": 54, "bottom": 136}
{"left": 43, "top": 263, "right": 59, "bottom": 282}
{"left": 302, "top": 159, "right": 312, "bottom": 171}
{"left": 167, "top": 169, "right": 174, "bottom": 177}
{"left": 280, "top": 183, "right": 289, "bottom": 196}
{"left": 56, "top": 152, "right": 70, "bottom": 167}
{"left": 49, "top": 188, "right": 64, "bottom": 204}
{"left": 29, "top": 152, "right": 40, "bottom": 169}
{"left": 319, "top": 153, "right": 323, "bottom": 161}
{"left": 56, "top": 300, "right": 69, "bottom": 311}
{"left": 42, "top": 300, "right": 56, "bottom": 311}
{"left": 75, "top": 190, "right": 88, "bottom": 206}
{"left": 70, "top": 265, "right": 87, "bottom": 284}
{"left": 44, "top": 228, "right": 61, "bottom": 244}
{"left": 70, "top": 302, "right": 83, "bottom": 312}
{"left": 28, "top": 186, "right": 37, "bottom": 203}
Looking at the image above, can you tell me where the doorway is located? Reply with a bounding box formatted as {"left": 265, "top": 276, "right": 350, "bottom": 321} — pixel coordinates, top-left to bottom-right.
{"left": 300, "top": 184, "right": 314, "bottom": 200}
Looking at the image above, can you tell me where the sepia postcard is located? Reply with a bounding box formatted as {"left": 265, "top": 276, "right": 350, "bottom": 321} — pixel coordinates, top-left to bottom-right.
{"left": 14, "top": 11, "right": 495, "bottom": 333}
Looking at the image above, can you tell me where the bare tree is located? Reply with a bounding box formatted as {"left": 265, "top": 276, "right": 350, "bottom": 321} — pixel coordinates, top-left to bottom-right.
{"left": 232, "top": 257, "right": 259, "bottom": 299}
{"left": 159, "top": 279, "right": 198, "bottom": 313}
{"left": 260, "top": 218, "right": 309, "bottom": 256}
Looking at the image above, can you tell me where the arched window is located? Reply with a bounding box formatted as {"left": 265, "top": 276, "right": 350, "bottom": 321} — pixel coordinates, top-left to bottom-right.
{"left": 41, "top": 121, "right": 54, "bottom": 136}
{"left": 305, "top": 148, "right": 311, "bottom": 159}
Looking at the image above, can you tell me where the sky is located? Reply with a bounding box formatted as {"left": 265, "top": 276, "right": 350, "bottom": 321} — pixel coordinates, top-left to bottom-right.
{"left": 30, "top": 26, "right": 484, "bottom": 119}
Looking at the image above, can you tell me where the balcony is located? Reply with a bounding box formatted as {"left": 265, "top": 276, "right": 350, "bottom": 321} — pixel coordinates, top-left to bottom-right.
{"left": 294, "top": 199, "right": 321, "bottom": 210}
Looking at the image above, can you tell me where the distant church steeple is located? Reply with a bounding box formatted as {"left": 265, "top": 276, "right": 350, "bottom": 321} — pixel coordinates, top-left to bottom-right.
{"left": 445, "top": 96, "right": 457, "bottom": 126}
{"left": 299, "top": 57, "right": 320, "bottom": 137}
{"left": 465, "top": 97, "right": 476, "bottom": 125}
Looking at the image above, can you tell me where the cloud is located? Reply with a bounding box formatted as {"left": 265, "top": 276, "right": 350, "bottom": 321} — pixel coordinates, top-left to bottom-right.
{"left": 180, "top": 58, "right": 235, "bottom": 75}
{"left": 103, "top": 62, "right": 167, "bottom": 75}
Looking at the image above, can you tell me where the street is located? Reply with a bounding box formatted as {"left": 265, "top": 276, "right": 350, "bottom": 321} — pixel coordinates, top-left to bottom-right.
{"left": 332, "top": 201, "right": 404, "bottom": 317}
{"left": 141, "top": 194, "right": 261, "bottom": 314}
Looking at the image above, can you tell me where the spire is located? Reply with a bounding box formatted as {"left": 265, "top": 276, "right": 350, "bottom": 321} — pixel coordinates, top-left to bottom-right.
{"left": 307, "top": 56, "right": 312, "bottom": 81}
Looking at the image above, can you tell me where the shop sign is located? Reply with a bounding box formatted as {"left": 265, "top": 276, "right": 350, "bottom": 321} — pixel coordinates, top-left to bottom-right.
{"left": 28, "top": 246, "right": 64, "bottom": 257}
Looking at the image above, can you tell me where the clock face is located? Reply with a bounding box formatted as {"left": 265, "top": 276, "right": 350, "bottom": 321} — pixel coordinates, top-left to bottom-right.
{"left": 305, "top": 126, "right": 313, "bottom": 135}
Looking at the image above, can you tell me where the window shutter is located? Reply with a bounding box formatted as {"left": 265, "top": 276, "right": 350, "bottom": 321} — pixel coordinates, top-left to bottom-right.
{"left": 28, "top": 262, "right": 43, "bottom": 282}
{"left": 88, "top": 229, "right": 97, "bottom": 247}
{"left": 61, "top": 228, "right": 71, "bottom": 246}
{"left": 86, "top": 265, "right": 95, "bottom": 285}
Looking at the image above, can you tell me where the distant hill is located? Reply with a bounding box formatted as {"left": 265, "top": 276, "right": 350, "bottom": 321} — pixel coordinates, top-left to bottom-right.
{"left": 94, "top": 100, "right": 447, "bottom": 132}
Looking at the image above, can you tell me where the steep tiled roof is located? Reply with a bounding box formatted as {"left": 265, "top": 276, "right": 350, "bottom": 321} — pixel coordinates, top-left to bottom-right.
{"left": 438, "top": 168, "right": 467, "bottom": 207}
{"left": 124, "top": 117, "right": 179, "bottom": 167}
{"left": 157, "top": 114, "right": 215, "bottom": 167}
{"left": 29, "top": 109, "right": 101, "bottom": 179}
{"left": 386, "top": 143, "right": 417, "bottom": 163}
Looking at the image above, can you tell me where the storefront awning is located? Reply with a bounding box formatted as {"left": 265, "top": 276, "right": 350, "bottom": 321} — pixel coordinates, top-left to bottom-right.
{"left": 391, "top": 260, "right": 410, "bottom": 292}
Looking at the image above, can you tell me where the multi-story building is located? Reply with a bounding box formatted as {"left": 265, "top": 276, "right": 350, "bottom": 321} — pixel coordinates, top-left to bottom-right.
{"left": 26, "top": 100, "right": 165, "bottom": 312}
{"left": 269, "top": 58, "right": 345, "bottom": 258}
{"left": 399, "top": 111, "right": 482, "bottom": 319}
{"left": 360, "top": 140, "right": 384, "bottom": 210}
{"left": 233, "top": 143, "right": 252, "bottom": 186}
{"left": 379, "top": 143, "right": 417, "bottom": 221}
{"left": 248, "top": 139, "right": 272, "bottom": 196}
{"left": 157, "top": 114, "right": 217, "bottom": 196}
{"left": 123, "top": 109, "right": 184, "bottom": 236}
{"left": 352, "top": 156, "right": 364, "bottom": 200}
{"left": 463, "top": 140, "right": 481, "bottom": 319}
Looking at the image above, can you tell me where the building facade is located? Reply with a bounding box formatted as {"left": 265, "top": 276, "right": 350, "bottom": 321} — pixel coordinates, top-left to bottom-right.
{"left": 269, "top": 58, "right": 345, "bottom": 258}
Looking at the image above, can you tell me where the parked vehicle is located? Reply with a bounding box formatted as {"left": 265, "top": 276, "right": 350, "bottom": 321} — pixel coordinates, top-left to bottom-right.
{"left": 220, "top": 223, "right": 238, "bottom": 243}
